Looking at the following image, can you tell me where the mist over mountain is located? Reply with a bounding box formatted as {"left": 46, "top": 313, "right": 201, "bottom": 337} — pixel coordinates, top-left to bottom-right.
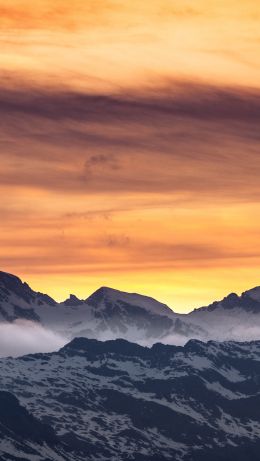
{"left": 1, "top": 271, "right": 260, "bottom": 459}
{"left": 1, "top": 271, "right": 260, "bottom": 356}
{"left": 0, "top": 271, "right": 201, "bottom": 356}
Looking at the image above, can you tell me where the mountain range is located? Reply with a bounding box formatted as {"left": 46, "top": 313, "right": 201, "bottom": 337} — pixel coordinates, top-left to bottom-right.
{"left": 2, "top": 271, "right": 260, "bottom": 460}
{"left": 1, "top": 270, "right": 260, "bottom": 353}
{"left": 1, "top": 337, "right": 260, "bottom": 460}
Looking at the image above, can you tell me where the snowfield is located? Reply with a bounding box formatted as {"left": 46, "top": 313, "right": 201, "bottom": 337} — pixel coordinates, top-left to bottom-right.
{"left": 1, "top": 338, "right": 260, "bottom": 460}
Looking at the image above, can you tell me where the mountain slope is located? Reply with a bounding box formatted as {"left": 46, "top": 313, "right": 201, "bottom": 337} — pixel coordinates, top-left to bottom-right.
{"left": 86, "top": 286, "right": 174, "bottom": 317}
{"left": 187, "top": 286, "right": 260, "bottom": 341}
{"left": 1, "top": 338, "right": 260, "bottom": 460}
{"left": 2, "top": 270, "right": 260, "bottom": 349}
{"left": 0, "top": 271, "right": 202, "bottom": 348}
{"left": 193, "top": 286, "right": 260, "bottom": 314}
{"left": 0, "top": 391, "right": 74, "bottom": 461}
{"left": 0, "top": 271, "right": 53, "bottom": 323}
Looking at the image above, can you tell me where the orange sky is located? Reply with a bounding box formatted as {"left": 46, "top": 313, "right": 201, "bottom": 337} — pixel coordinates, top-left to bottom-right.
{"left": 1, "top": 0, "right": 260, "bottom": 311}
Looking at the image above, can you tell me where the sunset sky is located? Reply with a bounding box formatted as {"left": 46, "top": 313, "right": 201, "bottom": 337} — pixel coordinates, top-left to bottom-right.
{"left": 1, "top": 0, "right": 260, "bottom": 311}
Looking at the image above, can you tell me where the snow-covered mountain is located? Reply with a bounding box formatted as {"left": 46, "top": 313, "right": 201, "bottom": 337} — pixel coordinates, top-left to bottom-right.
{"left": 1, "top": 337, "right": 260, "bottom": 460}
{"left": 1, "top": 270, "right": 260, "bottom": 350}
{"left": 2, "top": 271, "right": 260, "bottom": 459}
{"left": 187, "top": 287, "right": 260, "bottom": 342}
{"left": 0, "top": 271, "right": 202, "bottom": 349}
{"left": 0, "top": 391, "right": 71, "bottom": 461}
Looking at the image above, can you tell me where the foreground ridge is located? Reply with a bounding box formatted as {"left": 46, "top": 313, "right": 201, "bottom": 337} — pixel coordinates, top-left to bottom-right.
{"left": 1, "top": 337, "right": 260, "bottom": 459}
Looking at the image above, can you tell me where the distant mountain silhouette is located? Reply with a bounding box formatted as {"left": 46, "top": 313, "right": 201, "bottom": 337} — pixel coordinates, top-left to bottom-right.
{"left": 1, "top": 270, "right": 260, "bottom": 350}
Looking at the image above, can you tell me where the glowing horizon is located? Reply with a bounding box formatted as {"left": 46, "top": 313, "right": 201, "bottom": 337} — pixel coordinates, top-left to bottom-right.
{"left": 1, "top": 0, "right": 260, "bottom": 312}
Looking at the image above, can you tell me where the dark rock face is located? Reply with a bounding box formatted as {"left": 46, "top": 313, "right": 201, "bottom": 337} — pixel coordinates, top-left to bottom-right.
{"left": 0, "top": 391, "right": 57, "bottom": 444}
{"left": 0, "top": 391, "right": 71, "bottom": 461}
{"left": 37, "top": 292, "right": 57, "bottom": 306}
{"left": 0, "top": 272, "right": 34, "bottom": 304}
{"left": 0, "top": 271, "right": 57, "bottom": 324}
{"left": 13, "top": 305, "right": 40, "bottom": 322}
{"left": 86, "top": 286, "right": 109, "bottom": 306}
{"left": 1, "top": 338, "right": 260, "bottom": 460}
{"left": 63, "top": 294, "right": 84, "bottom": 306}
{"left": 62, "top": 337, "right": 150, "bottom": 358}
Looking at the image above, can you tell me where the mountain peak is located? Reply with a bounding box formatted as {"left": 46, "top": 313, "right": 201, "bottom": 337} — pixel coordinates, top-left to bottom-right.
{"left": 86, "top": 286, "right": 123, "bottom": 300}
{"left": 243, "top": 286, "right": 260, "bottom": 302}
{"left": 61, "top": 336, "right": 148, "bottom": 357}
{"left": 86, "top": 286, "right": 175, "bottom": 317}
{"left": 63, "top": 294, "right": 83, "bottom": 306}
{"left": 0, "top": 271, "right": 24, "bottom": 287}
{"left": 0, "top": 270, "right": 34, "bottom": 303}
{"left": 85, "top": 286, "right": 113, "bottom": 306}
{"left": 192, "top": 286, "right": 260, "bottom": 315}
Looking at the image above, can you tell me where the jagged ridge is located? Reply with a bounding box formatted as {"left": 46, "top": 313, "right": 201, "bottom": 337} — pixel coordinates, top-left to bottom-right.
{"left": 1, "top": 337, "right": 260, "bottom": 460}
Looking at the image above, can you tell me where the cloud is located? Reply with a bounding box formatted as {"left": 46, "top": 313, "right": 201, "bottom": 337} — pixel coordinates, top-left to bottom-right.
{"left": 0, "top": 0, "right": 116, "bottom": 31}
{"left": 160, "top": 323, "right": 260, "bottom": 347}
{"left": 0, "top": 80, "right": 260, "bottom": 202}
{"left": 0, "top": 79, "right": 259, "bottom": 307}
{"left": 0, "top": 0, "right": 259, "bottom": 310}
{"left": 159, "top": 326, "right": 260, "bottom": 347}
{"left": 0, "top": 320, "right": 67, "bottom": 358}
{"left": 0, "top": 1, "right": 204, "bottom": 31}
{"left": 1, "top": 81, "right": 260, "bottom": 123}
{"left": 84, "top": 154, "right": 121, "bottom": 177}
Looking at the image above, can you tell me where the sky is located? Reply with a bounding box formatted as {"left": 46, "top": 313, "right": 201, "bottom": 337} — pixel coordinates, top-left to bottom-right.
{"left": 1, "top": 0, "right": 260, "bottom": 312}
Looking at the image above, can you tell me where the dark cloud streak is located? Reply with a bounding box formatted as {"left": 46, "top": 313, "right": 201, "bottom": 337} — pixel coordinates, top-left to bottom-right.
{"left": 0, "top": 82, "right": 260, "bottom": 122}
{"left": 1, "top": 80, "right": 260, "bottom": 202}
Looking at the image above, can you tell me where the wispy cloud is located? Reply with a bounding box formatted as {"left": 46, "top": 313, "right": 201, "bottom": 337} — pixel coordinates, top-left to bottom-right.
{"left": 0, "top": 320, "right": 66, "bottom": 357}
{"left": 0, "top": 81, "right": 259, "bottom": 201}
{"left": 1, "top": 0, "right": 260, "bottom": 310}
